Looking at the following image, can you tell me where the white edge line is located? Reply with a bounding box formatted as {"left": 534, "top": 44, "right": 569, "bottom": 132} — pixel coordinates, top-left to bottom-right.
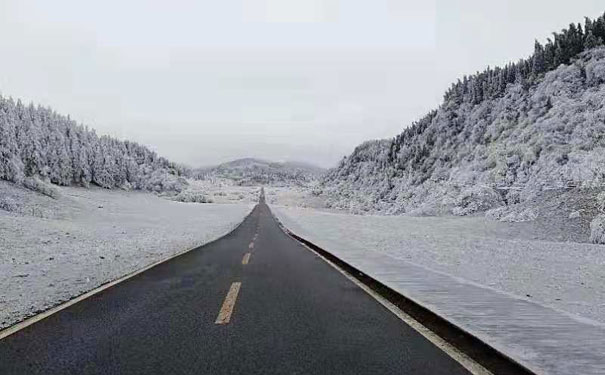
{"left": 286, "top": 232, "right": 493, "bottom": 375}
{"left": 0, "top": 208, "right": 256, "bottom": 341}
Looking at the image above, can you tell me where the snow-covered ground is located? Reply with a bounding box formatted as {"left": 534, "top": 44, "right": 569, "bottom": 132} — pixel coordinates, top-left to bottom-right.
{"left": 0, "top": 181, "right": 254, "bottom": 329}
{"left": 271, "top": 205, "right": 605, "bottom": 324}
{"left": 169, "top": 178, "right": 261, "bottom": 204}
{"left": 265, "top": 185, "right": 326, "bottom": 209}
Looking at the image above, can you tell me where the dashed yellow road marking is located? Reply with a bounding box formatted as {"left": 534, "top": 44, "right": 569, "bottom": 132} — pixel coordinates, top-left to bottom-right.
{"left": 242, "top": 252, "right": 251, "bottom": 265}
{"left": 215, "top": 282, "right": 242, "bottom": 325}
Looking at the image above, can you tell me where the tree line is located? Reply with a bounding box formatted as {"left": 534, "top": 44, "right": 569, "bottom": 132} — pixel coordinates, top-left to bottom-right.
{"left": 0, "top": 95, "right": 190, "bottom": 192}
{"left": 389, "top": 12, "right": 605, "bottom": 169}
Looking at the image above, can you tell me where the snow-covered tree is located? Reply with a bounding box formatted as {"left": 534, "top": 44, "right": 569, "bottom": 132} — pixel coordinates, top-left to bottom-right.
{"left": 321, "top": 12, "right": 605, "bottom": 215}
{"left": 0, "top": 94, "right": 189, "bottom": 193}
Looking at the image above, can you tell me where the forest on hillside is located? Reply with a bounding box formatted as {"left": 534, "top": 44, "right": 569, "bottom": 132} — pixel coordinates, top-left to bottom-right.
{"left": 391, "top": 13, "right": 605, "bottom": 172}
{"left": 322, "top": 12, "right": 605, "bottom": 217}
{"left": 0, "top": 96, "right": 189, "bottom": 194}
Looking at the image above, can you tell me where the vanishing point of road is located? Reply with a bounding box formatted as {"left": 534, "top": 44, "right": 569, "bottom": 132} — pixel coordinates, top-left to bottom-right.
{"left": 0, "top": 197, "right": 473, "bottom": 374}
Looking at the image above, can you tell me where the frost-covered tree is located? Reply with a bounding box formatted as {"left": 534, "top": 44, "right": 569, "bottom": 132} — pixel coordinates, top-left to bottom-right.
{"left": 585, "top": 31, "right": 603, "bottom": 49}
{"left": 321, "top": 12, "right": 605, "bottom": 215}
{"left": 0, "top": 94, "right": 190, "bottom": 193}
{"left": 0, "top": 109, "right": 22, "bottom": 182}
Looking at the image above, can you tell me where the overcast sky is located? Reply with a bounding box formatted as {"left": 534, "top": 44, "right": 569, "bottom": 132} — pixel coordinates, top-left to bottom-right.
{"left": 0, "top": 1, "right": 603, "bottom": 167}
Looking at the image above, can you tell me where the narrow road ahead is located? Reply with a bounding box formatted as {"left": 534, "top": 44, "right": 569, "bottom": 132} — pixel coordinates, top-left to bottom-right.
{"left": 0, "top": 201, "right": 471, "bottom": 375}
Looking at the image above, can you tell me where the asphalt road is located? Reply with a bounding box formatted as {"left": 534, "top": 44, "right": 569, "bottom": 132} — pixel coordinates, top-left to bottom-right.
{"left": 0, "top": 200, "right": 471, "bottom": 375}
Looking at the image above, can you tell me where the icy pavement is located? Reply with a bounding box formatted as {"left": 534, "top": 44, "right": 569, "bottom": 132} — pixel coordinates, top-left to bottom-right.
{"left": 0, "top": 182, "right": 254, "bottom": 329}
{"left": 272, "top": 205, "right": 605, "bottom": 375}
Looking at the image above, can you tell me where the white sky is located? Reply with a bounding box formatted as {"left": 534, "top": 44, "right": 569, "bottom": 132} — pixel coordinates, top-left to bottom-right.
{"left": 0, "top": 1, "right": 603, "bottom": 167}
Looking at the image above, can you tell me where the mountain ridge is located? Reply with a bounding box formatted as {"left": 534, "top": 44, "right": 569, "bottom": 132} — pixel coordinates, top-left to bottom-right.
{"left": 196, "top": 157, "right": 325, "bottom": 186}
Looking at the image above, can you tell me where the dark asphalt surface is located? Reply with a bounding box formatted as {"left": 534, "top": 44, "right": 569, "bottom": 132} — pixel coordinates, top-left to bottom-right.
{"left": 0, "top": 200, "right": 471, "bottom": 375}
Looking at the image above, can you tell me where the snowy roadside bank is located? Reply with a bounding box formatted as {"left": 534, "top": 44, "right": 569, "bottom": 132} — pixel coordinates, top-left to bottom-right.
{"left": 271, "top": 205, "right": 605, "bottom": 374}
{"left": 270, "top": 205, "right": 605, "bottom": 324}
{"left": 0, "top": 182, "right": 254, "bottom": 329}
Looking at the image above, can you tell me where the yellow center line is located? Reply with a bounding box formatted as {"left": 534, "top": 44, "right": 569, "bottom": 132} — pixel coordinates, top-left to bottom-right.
{"left": 215, "top": 282, "right": 242, "bottom": 325}
{"left": 242, "top": 252, "right": 251, "bottom": 265}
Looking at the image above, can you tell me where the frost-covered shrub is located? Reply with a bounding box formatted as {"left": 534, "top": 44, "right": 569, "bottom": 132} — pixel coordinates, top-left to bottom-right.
{"left": 596, "top": 191, "right": 605, "bottom": 212}
{"left": 502, "top": 208, "right": 538, "bottom": 222}
{"left": 485, "top": 207, "right": 506, "bottom": 221}
{"left": 0, "top": 196, "right": 18, "bottom": 212}
{"left": 120, "top": 181, "right": 133, "bottom": 191}
{"left": 585, "top": 51, "right": 605, "bottom": 85}
{"left": 22, "top": 177, "right": 60, "bottom": 199}
{"left": 452, "top": 186, "right": 503, "bottom": 216}
{"left": 144, "top": 172, "right": 188, "bottom": 193}
{"left": 590, "top": 214, "right": 605, "bottom": 244}
{"left": 486, "top": 206, "right": 538, "bottom": 222}
{"left": 172, "top": 190, "right": 213, "bottom": 203}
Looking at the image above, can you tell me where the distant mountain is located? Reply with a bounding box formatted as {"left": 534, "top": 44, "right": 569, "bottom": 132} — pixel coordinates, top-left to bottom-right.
{"left": 196, "top": 158, "right": 325, "bottom": 186}
{"left": 320, "top": 13, "right": 605, "bottom": 215}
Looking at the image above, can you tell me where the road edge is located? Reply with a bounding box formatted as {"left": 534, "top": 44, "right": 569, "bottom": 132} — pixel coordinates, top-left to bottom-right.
{"left": 269, "top": 207, "right": 537, "bottom": 375}
{"left": 0, "top": 203, "right": 258, "bottom": 341}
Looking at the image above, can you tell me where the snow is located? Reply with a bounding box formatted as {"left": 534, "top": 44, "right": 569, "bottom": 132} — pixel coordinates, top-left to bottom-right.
{"left": 320, "top": 48, "right": 605, "bottom": 217}
{"left": 0, "top": 94, "right": 191, "bottom": 192}
{"left": 194, "top": 158, "right": 324, "bottom": 186}
{"left": 271, "top": 205, "right": 605, "bottom": 374}
{"left": 265, "top": 185, "right": 326, "bottom": 209}
{"left": 169, "top": 178, "right": 261, "bottom": 205}
{"left": 590, "top": 214, "right": 605, "bottom": 244}
{"left": 0, "top": 181, "right": 254, "bottom": 329}
{"left": 270, "top": 205, "right": 605, "bottom": 324}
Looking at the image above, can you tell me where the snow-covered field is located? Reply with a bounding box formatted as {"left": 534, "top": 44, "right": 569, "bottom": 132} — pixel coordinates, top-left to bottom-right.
{"left": 170, "top": 178, "right": 261, "bottom": 204}
{"left": 271, "top": 205, "right": 605, "bottom": 324}
{"left": 265, "top": 185, "right": 326, "bottom": 209}
{"left": 0, "top": 181, "right": 254, "bottom": 329}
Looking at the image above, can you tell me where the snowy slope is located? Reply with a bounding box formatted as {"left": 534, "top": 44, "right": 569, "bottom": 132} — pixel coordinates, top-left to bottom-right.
{"left": 271, "top": 205, "right": 605, "bottom": 324}
{"left": 0, "top": 181, "right": 254, "bottom": 329}
{"left": 321, "top": 45, "right": 605, "bottom": 215}
{"left": 271, "top": 205, "right": 605, "bottom": 375}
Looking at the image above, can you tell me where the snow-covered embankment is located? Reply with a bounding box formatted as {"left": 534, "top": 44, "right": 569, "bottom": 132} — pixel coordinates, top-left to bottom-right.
{"left": 0, "top": 182, "right": 254, "bottom": 329}
{"left": 271, "top": 205, "right": 605, "bottom": 375}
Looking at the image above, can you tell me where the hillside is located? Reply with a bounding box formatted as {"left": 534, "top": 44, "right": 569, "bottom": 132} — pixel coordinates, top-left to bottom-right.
{"left": 197, "top": 158, "right": 324, "bottom": 186}
{"left": 320, "top": 14, "right": 605, "bottom": 223}
{"left": 0, "top": 96, "right": 190, "bottom": 196}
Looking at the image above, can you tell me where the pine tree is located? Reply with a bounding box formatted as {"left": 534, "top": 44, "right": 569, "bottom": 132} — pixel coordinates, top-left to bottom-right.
{"left": 0, "top": 110, "right": 22, "bottom": 182}
{"left": 584, "top": 31, "right": 603, "bottom": 49}
{"left": 532, "top": 40, "right": 546, "bottom": 76}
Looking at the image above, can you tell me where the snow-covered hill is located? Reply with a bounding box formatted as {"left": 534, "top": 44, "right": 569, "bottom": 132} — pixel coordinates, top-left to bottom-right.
{"left": 0, "top": 96, "right": 190, "bottom": 194}
{"left": 320, "top": 15, "right": 605, "bottom": 222}
{"left": 196, "top": 158, "right": 325, "bottom": 187}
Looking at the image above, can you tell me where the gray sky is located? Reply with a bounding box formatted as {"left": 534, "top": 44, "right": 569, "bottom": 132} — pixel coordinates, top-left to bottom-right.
{"left": 0, "top": 1, "right": 603, "bottom": 168}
